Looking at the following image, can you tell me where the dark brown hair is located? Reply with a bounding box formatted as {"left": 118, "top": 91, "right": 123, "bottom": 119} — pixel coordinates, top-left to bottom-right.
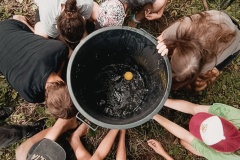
{"left": 57, "top": 0, "right": 85, "bottom": 50}
{"left": 45, "top": 81, "right": 77, "bottom": 119}
{"left": 164, "top": 12, "right": 236, "bottom": 91}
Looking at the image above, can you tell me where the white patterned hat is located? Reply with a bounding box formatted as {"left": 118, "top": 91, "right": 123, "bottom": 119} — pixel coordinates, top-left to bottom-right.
{"left": 97, "top": 0, "right": 125, "bottom": 27}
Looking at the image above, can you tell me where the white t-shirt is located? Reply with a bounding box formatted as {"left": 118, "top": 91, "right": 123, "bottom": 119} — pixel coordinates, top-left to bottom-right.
{"left": 35, "top": 0, "right": 93, "bottom": 38}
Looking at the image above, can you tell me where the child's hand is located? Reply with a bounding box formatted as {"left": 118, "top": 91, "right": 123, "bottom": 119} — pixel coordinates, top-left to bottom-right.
{"left": 145, "top": 9, "right": 152, "bottom": 19}
{"left": 147, "top": 139, "right": 166, "bottom": 155}
{"left": 145, "top": 9, "right": 160, "bottom": 20}
{"left": 156, "top": 35, "right": 168, "bottom": 56}
{"left": 157, "top": 41, "right": 168, "bottom": 56}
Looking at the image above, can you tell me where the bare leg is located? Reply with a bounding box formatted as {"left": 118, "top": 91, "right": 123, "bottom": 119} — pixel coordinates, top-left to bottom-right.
{"left": 180, "top": 140, "right": 202, "bottom": 156}
{"left": 91, "top": 129, "right": 119, "bottom": 160}
{"left": 68, "top": 123, "right": 91, "bottom": 160}
{"left": 116, "top": 130, "right": 126, "bottom": 160}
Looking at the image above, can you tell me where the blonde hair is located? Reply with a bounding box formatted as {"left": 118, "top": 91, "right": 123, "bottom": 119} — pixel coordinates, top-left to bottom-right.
{"left": 45, "top": 81, "right": 77, "bottom": 118}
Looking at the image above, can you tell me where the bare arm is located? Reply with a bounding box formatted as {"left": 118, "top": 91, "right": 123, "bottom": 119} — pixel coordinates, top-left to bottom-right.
{"left": 164, "top": 99, "right": 210, "bottom": 115}
{"left": 68, "top": 123, "right": 91, "bottom": 160}
{"left": 116, "top": 130, "right": 126, "bottom": 160}
{"left": 153, "top": 114, "right": 195, "bottom": 144}
{"left": 90, "top": 129, "right": 119, "bottom": 160}
{"left": 89, "top": 2, "right": 99, "bottom": 22}
{"left": 44, "top": 117, "right": 78, "bottom": 140}
{"left": 144, "top": 0, "right": 167, "bottom": 20}
{"left": 16, "top": 117, "right": 78, "bottom": 160}
{"left": 180, "top": 140, "right": 202, "bottom": 156}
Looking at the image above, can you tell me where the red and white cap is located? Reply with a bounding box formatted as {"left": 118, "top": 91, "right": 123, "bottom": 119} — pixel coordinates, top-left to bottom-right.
{"left": 189, "top": 112, "right": 240, "bottom": 152}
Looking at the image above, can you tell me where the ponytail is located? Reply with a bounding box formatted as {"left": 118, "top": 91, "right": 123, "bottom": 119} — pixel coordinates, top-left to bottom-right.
{"left": 57, "top": 0, "right": 85, "bottom": 49}
{"left": 64, "top": 0, "right": 77, "bottom": 12}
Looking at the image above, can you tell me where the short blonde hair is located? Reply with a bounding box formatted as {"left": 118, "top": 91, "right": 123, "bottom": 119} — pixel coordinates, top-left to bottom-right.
{"left": 45, "top": 81, "right": 77, "bottom": 119}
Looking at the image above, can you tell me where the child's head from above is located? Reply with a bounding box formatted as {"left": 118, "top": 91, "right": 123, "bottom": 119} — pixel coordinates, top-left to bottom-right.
{"left": 45, "top": 81, "right": 77, "bottom": 119}
{"left": 57, "top": 0, "right": 85, "bottom": 49}
{"left": 167, "top": 40, "right": 203, "bottom": 90}
{"left": 189, "top": 112, "right": 240, "bottom": 152}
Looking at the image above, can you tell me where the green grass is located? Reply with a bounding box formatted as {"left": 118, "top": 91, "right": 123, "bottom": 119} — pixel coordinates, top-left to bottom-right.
{"left": 0, "top": 0, "right": 240, "bottom": 159}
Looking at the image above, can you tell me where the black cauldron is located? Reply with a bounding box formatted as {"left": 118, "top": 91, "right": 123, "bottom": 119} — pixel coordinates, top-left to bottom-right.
{"left": 67, "top": 26, "right": 171, "bottom": 129}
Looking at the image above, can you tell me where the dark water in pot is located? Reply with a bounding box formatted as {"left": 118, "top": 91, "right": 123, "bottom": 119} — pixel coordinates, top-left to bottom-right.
{"left": 95, "top": 64, "right": 149, "bottom": 118}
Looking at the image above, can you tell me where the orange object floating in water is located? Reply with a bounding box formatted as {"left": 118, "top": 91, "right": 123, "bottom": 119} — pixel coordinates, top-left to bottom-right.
{"left": 124, "top": 71, "right": 133, "bottom": 80}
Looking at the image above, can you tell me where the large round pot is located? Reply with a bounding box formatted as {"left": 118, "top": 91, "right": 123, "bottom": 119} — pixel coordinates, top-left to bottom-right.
{"left": 67, "top": 26, "right": 172, "bottom": 129}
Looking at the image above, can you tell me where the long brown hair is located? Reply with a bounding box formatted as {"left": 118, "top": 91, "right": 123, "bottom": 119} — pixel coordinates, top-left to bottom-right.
{"left": 166, "top": 40, "right": 204, "bottom": 90}
{"left": 57, "top": 0, "right": 85, "bottom": 50}
{"left": 164, "top": 12, "right": 236, "bottom": 91}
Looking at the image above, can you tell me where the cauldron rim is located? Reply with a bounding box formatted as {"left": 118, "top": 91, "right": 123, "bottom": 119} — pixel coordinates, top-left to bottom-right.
{"left": 67, "top": 26, "right": 172, "bottom": 129}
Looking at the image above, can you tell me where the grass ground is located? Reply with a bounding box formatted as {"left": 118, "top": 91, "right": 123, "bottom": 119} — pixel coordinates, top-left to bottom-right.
{"left": 0, "top": 0, "right": 240, "bottom": 159}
